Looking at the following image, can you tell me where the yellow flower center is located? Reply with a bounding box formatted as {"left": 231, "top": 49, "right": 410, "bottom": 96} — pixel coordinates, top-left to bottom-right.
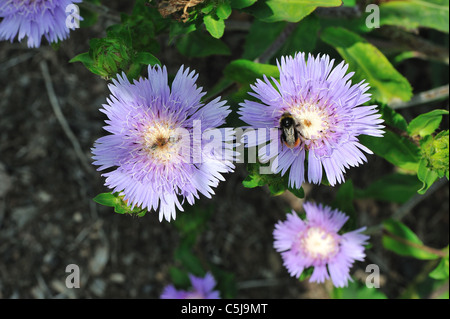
{"left": 140, "top": 121, "right": 185, "bottom": 165}
{"left": 289, "top": 103, "right": 331, "bottom": 140}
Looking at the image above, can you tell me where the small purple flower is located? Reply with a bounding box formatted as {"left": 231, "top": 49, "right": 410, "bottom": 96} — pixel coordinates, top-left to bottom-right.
{"left": 273, "top": 202, "right": 369, "bottom": 288}
{"left": 0, "top": 0, "right": 82, "bottom": 48}
{"left": 161, "top": 272, "right": 220, "bottom": 299}
{"left": 239, "top": 53, "right": 384, "bottom": 188}
{"left": 92, "top": 65, "right": 234, "bottom": 222}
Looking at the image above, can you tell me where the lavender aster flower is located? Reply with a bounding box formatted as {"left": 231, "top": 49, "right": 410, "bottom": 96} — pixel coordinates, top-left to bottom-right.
{"left": 0, "top": 0, "right": 82, "bottom": 48}
{"left": 239, "top": 52, "right": 385, "bottom": 188}
{"left": 273, "top": 202, "right": 369, "bottom": 288}
{"left": 161, "top": 272, "right": 220, "bottom": 299}
{"left": 92, "top": 65, "right": 234, "bottom": 222}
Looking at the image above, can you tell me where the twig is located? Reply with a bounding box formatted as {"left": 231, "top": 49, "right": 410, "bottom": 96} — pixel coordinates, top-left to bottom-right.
{"left": 392, "top": 177, "right": 449, "bottom": 221}
{"left": 364, "top": 177, "right": 449, "bottom": 236}
{"left": 39, "top": 60, "right": 94, "bottom": 175}
{"left": 237, "top": 278, "right": 287, "bottom": 290}
{"left": 383, "top": 229, "right": 448, "bottom": 258}
{"left": 0, "top": 52, "right": 35, "bottom": 71}
{"left": 390, "top": 85, "right": 449, "bottom": 110}
{"left": 79, "top": 2, "right": 121, "bottom": 23}
{"left": 254, "top": 23, "right": 297, "bottom": 64}
{"left": 377, "top": 26, "right": 449, "bottom": 65}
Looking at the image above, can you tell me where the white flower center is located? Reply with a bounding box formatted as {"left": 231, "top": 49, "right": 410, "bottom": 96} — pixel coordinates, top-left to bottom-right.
{"left": 140, "top": 121, "right": 185, "bottom": 165}
{"left": 300, "top": 226, "right": 339, "bottom": 260}
{"left": 289, "top": 103, "right": 330, "bottom": 140}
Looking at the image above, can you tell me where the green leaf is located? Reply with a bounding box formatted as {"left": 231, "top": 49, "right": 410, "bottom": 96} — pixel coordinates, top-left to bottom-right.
{"left": 93, "top": 192, "right": 118, "bottom": 207}
{"left": 224, "top": 59, "right": 279, "bottom": 85}
{"left": 169, "top": 21, "right": 197, "bottom": 43}
{"left": 382, "top": 219, "right": 440, "bottom": 260}
{"left": 407, "top": 109, "right": 449, "bottom": 137}
{"left": 169, "top": 267, "right": 191, "bottom": 288}
{"left": 209, "top": 266, "right": 237, "bottom": 299}
{"left": 418, "top": 131, "right": 449, "bottom": 193}
{"left": 275, "top": 14, "right": 320, "bottom": 59}
{"left": 69, "top": 52, "right": 94, "bottom": 66}
{"left": 288, "top": 186, "right": 305, "bottom": 199}
{"left": 320, "top": 27, "right": 413, "bottom": 104}
{"left": 332, "top": 280, "right": 387, "bottom": 299}
{"left": 230, "top": 0, "right": 257, "bottom": 9}
{"left": 359, "top": 132, "right": 421, "bottom": 173}
{"left": 174, "top": 247, "right": 205, "bottom": 276}
{"left": 93, "top": 192, "right": 146, "bottom": 216}
{"left": 216, "top": 1, "right": 232, "bottom": 19}
{"left": 298, "top": 267, "right": 314, "bottom": 281}
{"left": 379, "top": 0, "right": 449, "bottom": 33}
{"left": 242, "top": 20, "right": 286, "bottom": 61}
{"left": 332, "top": 180, "right": 356, "bottom": 231}
{"left": 379, "top": 104, "right": 408, "bottom": 132}
{"left": 176, "top": 30, "right": 231, "bottom": 57}
{"left": 354, "top": 173, "right": 422, "bottom": 204}
{"left": 134, "top": 51, "right": 161, "bottom": 66}
{"left": 429, "top": 250, "right": 449, "bottom": 280}
{"left": 201, "top": 2, "right": 215, "bottom": 14}
{"left": 417, "top": 157, "right": 440, "bottom": 194}
{"left": 249, "top": 0, "right": 342, "bottom": 22}
{"left": 242, "top": 163, "right": 304, "bottom": 197}
{"left": 203, "top": 14, "right": 225, "bottom": 38}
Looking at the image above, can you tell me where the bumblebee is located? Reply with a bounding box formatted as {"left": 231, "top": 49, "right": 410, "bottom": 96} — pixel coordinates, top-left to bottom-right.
{"left": 279, "top": 112, "right": 301, "bottom": 148}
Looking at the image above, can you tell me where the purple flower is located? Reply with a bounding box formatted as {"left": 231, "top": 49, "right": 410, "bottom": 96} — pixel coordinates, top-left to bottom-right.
{"left": 161, "top": 272, "right": 220, "bottom": 299}
{"left": 92, "top": 65, "right": 234, "bottom": 222}
{"left": 273, "top": 202, "right": 369, "bottom": 288}
{"left": 239, "top": 53, "right": 384, "bottom": 188}
{"left": 0, "top": 0, "right": 82, "bottom": 48}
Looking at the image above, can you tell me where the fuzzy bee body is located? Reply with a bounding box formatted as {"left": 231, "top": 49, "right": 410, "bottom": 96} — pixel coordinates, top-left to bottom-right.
{"left": 280, "top": 112, "right": 301, "bottom": 148}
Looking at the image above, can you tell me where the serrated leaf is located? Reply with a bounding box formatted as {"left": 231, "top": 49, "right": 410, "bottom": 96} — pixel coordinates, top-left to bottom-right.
{"left": 320, "top": 27, "right": 413, "bottom": 104}
{"left": 407, "top": 109, "right": 449, "bottom": 137}
{"left": 204, "top": 14, "right": 225, "bottom": 38}
{"left": 383, "top": 219, "right": 440, "bottom": 260}
{"left": 379, "top": 0, "right": 449, "bottom": 33}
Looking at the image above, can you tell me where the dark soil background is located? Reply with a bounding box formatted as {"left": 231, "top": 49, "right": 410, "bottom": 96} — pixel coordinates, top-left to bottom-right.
{"left": 0, "top": 2, "right": 448, "bottom": 299}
